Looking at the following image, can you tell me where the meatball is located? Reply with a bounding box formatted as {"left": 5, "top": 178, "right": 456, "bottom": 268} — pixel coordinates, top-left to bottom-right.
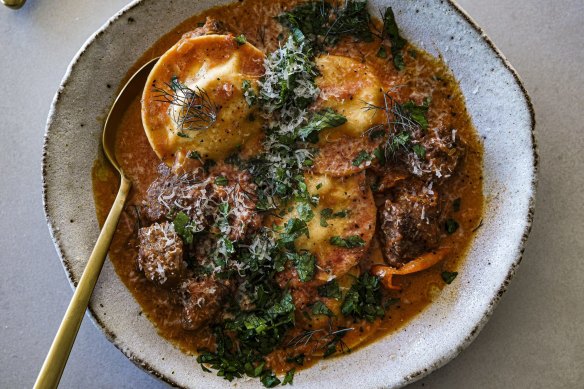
{"left": 208, "top": 163, "right": 262, "bottom": 241}
{"left": 181, "top": 278, "right": 228, "bottom": 331}
{"left": 378, "top": 183, "right": 440, "bottom": 267}
{"left": 137, "top": 222, "right": 186, "bottom": 285}
{"left": 142, "top": 164, "right": 209, "bottom": 225}
{"left": 142, "top": 162, "right": 261, "bottom": 242}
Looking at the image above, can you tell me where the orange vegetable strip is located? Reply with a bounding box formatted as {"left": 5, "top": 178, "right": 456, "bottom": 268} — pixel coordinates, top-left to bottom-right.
{"left": 370, "top": 247, "right": 450, "bottom": 290}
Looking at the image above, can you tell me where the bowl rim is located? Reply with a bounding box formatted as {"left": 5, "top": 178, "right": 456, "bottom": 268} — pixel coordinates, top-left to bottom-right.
{"left": 41, "top": 0, "right": 538, "bottom": 387}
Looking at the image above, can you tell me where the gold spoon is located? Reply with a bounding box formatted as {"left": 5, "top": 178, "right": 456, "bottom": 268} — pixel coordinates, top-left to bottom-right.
{"left": 2, "top": 0, "right": 26, "bottom": 9}
{"left": 34, "top": 57, "right": 159, "bottom": 389}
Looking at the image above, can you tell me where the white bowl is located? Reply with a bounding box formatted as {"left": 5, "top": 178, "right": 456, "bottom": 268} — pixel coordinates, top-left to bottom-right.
{"left": 42, "top": 1, "right": 537, "bottom": 388}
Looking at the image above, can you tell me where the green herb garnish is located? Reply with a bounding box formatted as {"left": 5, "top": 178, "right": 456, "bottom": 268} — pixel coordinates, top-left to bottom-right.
{"left": 402, "top": 98, "right": 431, "bottom": 130}
{"left": 382, "top": 7, "right": 406, "bottom": 71}
{"left": 352, "top": 150, "right": 373, "bottom": 166}
{"left": 445, "top": 219, "right": 459, "bottom": 234}
{"left": 279, "top": 0, "right": 373, "bottom": 49}
{"left": 329, "top": 235, "right": 365, "bottom": 248}
{"left": 215, "top": 175, "right": 228, "bottom": 186}
{"left": 297, "top": 108, "right": 347, "bottom": 141}
{"left": 235, "top": 34, "right": 247, "bottom": 45}
{"left": 320, "top": 208, "right": 349, "bottom": 227}
{"left": 187, "top": 150, "right": 201, "bottom": 160}
{"left": 312, "top": 301, "right": 334, "bottom": 317}
{"left": 412, "top": 144, "right": 426, "bottom": 159}
{"left": 288, "top": 251, "right": 316, "bottom": 282}
{"left": 261, "top": 372, "right": 281, "bottom": 388}
{"left": 341, "top": 273, "right": 385, "bottom": 322}
{"left": 441, "top": 271, "right": 458, "bottom": 284}
{"left": 286, "top": 354, "right": 305, "bottom": 366}
{"left": 172, "top": 211, "right": 194, "bottom": 245}
{"left": 377, "top": 46, "right": 388, "bottom": 58}
{"left": 318, "top": 280, "right": 341, "bottom": 299}
{"left": 282, "top": 368, "right": 295, "bottom": 385}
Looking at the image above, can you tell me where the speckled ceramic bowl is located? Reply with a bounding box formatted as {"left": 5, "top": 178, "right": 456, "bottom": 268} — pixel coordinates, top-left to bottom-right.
{"left": 42, "top": 1, "right": 537, "bottom": 388}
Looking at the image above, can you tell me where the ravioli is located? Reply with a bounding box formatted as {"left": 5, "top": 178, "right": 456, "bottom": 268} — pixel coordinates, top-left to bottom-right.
{"left": 276, "top": 172, "right": 376, "bottom": 282}
{"left": 312, "top": 132, "right": 385, "bottom": 177}
{"left": 142, "top": 34, "right": 265, "bottom": 164}
{"left": 314, "top": 55, "right": 385, "bottom": 140}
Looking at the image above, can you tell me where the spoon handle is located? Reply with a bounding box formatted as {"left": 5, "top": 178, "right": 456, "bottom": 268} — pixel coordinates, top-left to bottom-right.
{"left": 34, "top": 177, "right": 132, "bottom": 389}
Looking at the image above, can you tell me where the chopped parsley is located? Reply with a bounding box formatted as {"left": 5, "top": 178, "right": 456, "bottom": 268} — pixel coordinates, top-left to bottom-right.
{"left": 377, "top": 45, "right": 388, "bottom": 58}
{"left": 367, "top": 96, "right": 431, "bottom": 159}
{"left": 441, "top": 271, "right": 458, "bottom": 284}
{"left": 250, "top": 29, "right": 321, "bottom": 207}
{"left": 318, "top": 280, "right": 341, "bottom": 299}
{"left": 296, "top": 202, "right": 315, "bottom": 222}
{"left": 452, "top": 198, "right": 461, "bottom": 212}
{"left": 412, "top": 144, "right": 426, "bottom": 159}
{"left": 235, "top": 34, "right": 247, "bottom": 45}
{"left": 279, "top": 0, "right": 372, "bottom": 50}
{"left": 352, "top": 150, "right": 373, "bottom": 166}
{"left": 215, "top": 175, "right": 228, "bottom": 186}
{"left": 373, "top": 146, "right": 386, "bottom": 165}
{"left": 320, "top": 208, "right": 349, "bottom": 227}
{"left": 341, "top": 273, "right": 385, "bottom": 322}
{"left": 402, "top": 98, "right": 431, "bottom": 130}
{"left": 286, "top": 354, "right": 305, "bottom": 366}
{"left": 445, "top": 219, "right": 459, "bottom": 234}
{"left": 261, "top": 372, "right": 281, "bottom": 388}
{"left": 312, "top": 301, "right": 334, "bottom": 317}
{"left": 329, "top": 235, "right": 365, "bottom": 248}
{"left": 288, "top": 251, "right": 316, "bottom": 282}
{"left": 172, "top": 211, "right": 194, "bottom": 245}
{"left": 297, "top": 108, "right": 347, "bottom": 141}
{"left": 382, "top": 7, "right": 407, "bottom": 71}
{"left": 386, "top": 131, "right": 411, "bottom": 155}
{"left": 282, "top": 368, "right": 295, "bottom": 385}
{"left": 187, "top": 150, "right": 201, "bottom": 160}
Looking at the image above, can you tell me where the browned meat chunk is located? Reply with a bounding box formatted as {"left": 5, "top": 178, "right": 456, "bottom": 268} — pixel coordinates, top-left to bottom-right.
{"left": 142, "top": 162, "right": 261, "bottom": 242}
{"left": 378, "top": 183, "right": 440, "bottom": 267}
{"left": 207, "top": 163, "right": 262, "bottom": 241}
{"left": 275, "top": 268, "right": 320, "bottom": 309}
{"left": 141, "top": 163, "right": 207, "bottom": 224}
{"left": 404, "top": 127, "right": 464, "bottom": 180}
{"left": 181, "top": 278, "right": 228, "bottom": 331}
{"left": 137, "top": 222, "right": 186, "bottom": 285}
{"left": 182, "top": 17, "right": 227, "bottom": 39}
{"left": 370, "top": 166, "right": 409, "bottom": 193}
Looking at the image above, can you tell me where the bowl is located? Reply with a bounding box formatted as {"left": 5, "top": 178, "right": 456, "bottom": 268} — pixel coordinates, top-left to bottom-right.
{"left": 42, "top": 0, "right": 537, "bottom": 387}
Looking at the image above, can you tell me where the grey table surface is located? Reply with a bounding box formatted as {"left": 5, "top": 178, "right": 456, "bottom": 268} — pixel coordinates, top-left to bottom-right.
{"left": 1, "top": 0, "right": 582, "bottom": 388}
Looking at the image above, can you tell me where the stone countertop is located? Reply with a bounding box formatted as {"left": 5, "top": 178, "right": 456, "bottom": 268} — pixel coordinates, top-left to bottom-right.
{"left": 0, "top": 0, "right": 582, "bottom": 387}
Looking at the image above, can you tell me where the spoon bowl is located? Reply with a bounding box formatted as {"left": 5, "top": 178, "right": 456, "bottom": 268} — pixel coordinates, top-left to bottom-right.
{"left": 1, "top": 0, "right": 26, "bottom": 10}
{"left": 34, "top": 57, "right": 159, "bottom": 389}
